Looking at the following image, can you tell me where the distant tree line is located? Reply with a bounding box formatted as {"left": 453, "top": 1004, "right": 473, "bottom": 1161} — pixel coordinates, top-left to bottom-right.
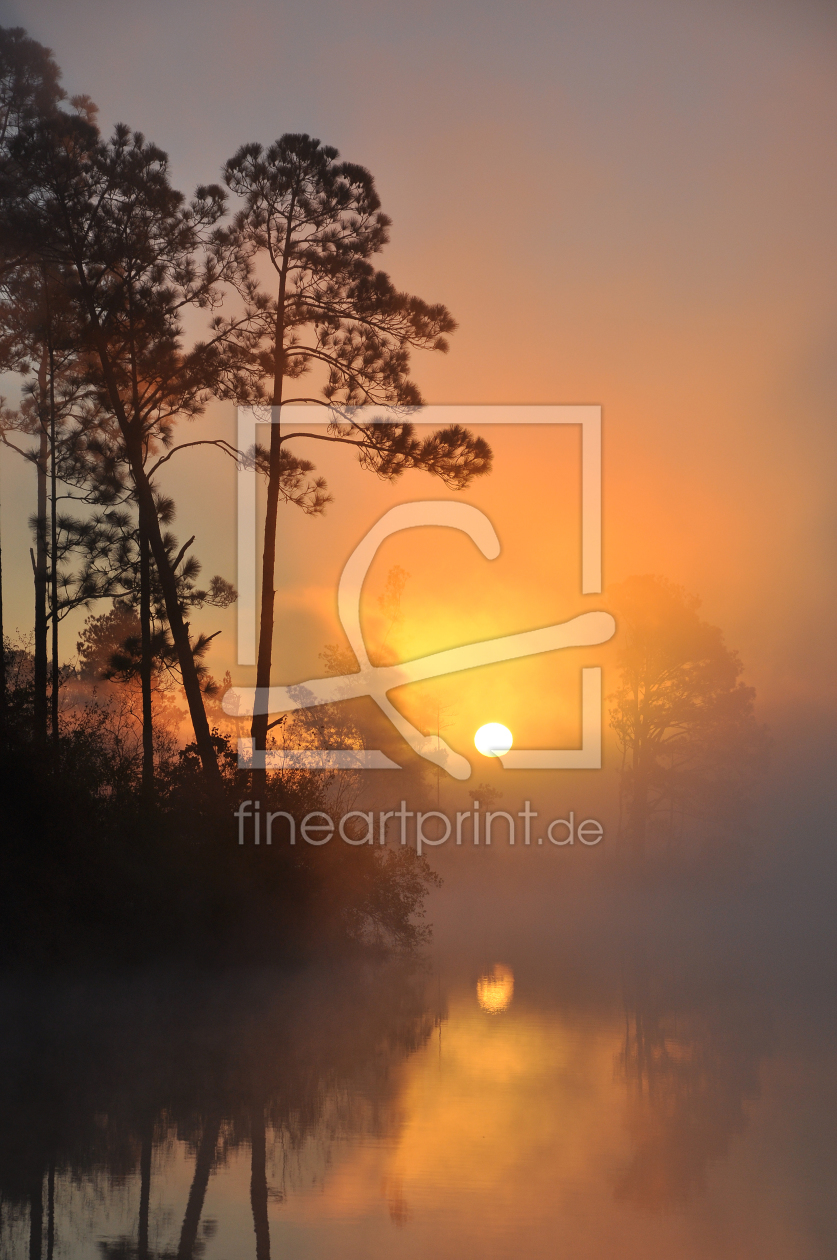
{"left": 608, "top": 575, "right": 768, "bottom": 865}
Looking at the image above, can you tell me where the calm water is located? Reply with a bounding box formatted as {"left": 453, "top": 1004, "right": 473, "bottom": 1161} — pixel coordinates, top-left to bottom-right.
{"left": 2, "top": 880, "right": 836, "bottom": 1259}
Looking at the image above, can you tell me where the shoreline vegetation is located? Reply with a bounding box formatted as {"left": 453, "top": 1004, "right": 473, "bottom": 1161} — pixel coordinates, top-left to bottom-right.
{"left": 0, "top": 674, "right": 440, "bottom": 963}
{"left": 0, "top": 695, "right": 441, "bottom": 957}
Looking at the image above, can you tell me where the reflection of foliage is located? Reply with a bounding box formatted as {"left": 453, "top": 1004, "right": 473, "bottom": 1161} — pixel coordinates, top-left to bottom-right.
{"left": 608, "top": 576, "right": 769, "bottom": 861}
{"left": 0, "top": 965, "right": 438, "bottom": 1260}
{"left": 616, "top": 957, "right": 769, "bottom": 1209}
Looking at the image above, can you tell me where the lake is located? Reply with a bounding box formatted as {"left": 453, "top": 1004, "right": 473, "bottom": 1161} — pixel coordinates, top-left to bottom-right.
{"left": 1, "top": 873, "right": 835, "bottom": 1259}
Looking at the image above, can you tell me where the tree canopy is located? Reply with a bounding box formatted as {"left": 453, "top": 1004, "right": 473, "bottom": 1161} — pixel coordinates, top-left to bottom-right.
{"left": 608, "top": 575, "right": 767, "bottom": 860}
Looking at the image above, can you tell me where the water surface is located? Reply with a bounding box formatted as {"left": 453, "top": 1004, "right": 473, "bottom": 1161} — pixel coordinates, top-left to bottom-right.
{"left": 2, "top": 882, "right": 835, "bottom": 1259}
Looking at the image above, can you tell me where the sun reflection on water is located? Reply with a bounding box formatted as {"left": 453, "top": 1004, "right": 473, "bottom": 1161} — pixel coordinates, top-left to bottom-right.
{"left": 476, "top": 964, "right": 514, "bottom": 1013}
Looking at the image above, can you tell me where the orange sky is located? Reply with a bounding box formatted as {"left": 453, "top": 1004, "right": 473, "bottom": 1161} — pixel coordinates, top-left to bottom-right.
{"left": 1, "top": 0, "right": 836, "bottom": 742}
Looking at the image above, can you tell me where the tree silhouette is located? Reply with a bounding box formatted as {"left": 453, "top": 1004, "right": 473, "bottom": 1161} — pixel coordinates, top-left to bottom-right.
{"left": 0, "top": 257, "right": 95, "bottom": 754}
{"left": 223, "top": 133, "right": 492, "bottom": 787}
{"left": 1, "top": 109, "right": 248, "bottom": 786}
{"left": 608, "top": 575, "right": 767, "bottom": 861}
{"left": 0, "top": 25, "right": 64, "bottom": 280}
{"left": 0, "top": 24, "right": 67, "bottom": 743}
{"left": 71, "top": 501, "right": 235, "bottom": 792}
{"left": 0, "top": 471, "right": 5, "bottom": 736}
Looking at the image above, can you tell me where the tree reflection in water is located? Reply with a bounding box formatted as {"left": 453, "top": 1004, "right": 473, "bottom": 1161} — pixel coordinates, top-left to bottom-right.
{"left": 616, "top": 940, "right": 773, "bottom": 1209}
{"left": 0, "top": 925, "right": 788, "bottom": 1253}
{"left": 0, "top": 963, "right": 440, "bottom": 1259}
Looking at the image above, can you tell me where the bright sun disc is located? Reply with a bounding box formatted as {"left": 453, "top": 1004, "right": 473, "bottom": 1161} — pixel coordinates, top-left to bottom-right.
{"left": 474, "top": 722, "right": 513, "bottom": 757}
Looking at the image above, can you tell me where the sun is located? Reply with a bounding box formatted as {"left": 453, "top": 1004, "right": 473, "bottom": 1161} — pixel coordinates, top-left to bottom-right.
{"left": 474, "top": 722, "right": 513, "bottom": 758}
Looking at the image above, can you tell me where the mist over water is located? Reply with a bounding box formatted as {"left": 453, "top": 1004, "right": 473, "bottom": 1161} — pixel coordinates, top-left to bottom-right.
{"left": 4, "top": 597, "right": 837, "bottom": 1258}
{"left": 3, "top": 743, "right": 837, "bottom": 1260}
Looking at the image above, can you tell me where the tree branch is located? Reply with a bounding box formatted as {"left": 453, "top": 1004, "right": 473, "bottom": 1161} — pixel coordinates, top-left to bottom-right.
{"left": 171, "top": 535, "right": 196, "bottom": 573}
{"left": 147, "top": 439, "right": 241, "bottom": 477}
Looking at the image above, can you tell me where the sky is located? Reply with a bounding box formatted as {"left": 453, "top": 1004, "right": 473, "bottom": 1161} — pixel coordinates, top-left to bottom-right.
{"left": 1, "top": 0, "right": 836, "bottom": 760}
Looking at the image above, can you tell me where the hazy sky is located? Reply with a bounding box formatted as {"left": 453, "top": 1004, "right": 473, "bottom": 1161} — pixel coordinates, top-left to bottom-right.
{"left": 1, "top": 0, "right": 836, "bottom": 729}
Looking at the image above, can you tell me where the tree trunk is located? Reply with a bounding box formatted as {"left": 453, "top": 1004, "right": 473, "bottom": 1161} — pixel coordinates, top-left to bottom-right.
{"left": 49, "top": 350, "right": 59, "bottom": 769}
{"left": 250, "top": 237, "right": 290, "bottom": 800}
{"left": 629, "top": 757, "right": 648, "bottom": 861}
{"left": 250, "top": 413, "right": 283, "bottom": 800}
{"left": 138, "top": 1122, "right": 152, "bottom": 1260}
{"left": 28, "top": 1172, "right": 42, "bottom": 1260}
{"left": 33, "top": 424, "right": 48, "bottom": 746}
{"left": 77, "top": 288, "right": 222, "bottom": 789}
{"left": 130, "top": 456, "right": 220, "bottom": 788}
{"left": 138, "top": 508, "right": 154, "bottom": 796}
{"left": 176, "top": 1115, "right": 220, "bottom": 1260}
{"left": 46, "top": 1164, "right": 54, "bottom": 1260}
{"left": 250, "top": 1106, "right": 271, "bottom": 1260}
{"left": 0, "top": 472, "right": 6, "bottom": 740}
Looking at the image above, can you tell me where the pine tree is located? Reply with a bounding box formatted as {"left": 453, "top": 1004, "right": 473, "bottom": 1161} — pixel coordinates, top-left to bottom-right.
{"left": 2, "top": 110, "right": 245, "bottom": 786}
{"left": 224, "top": 134, "right": 492, "bottom": 786}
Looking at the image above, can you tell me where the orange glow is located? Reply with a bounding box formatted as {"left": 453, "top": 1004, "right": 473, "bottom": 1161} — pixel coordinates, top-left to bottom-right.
{"left": 476, "top": 964, "right": 514, "bottom": 1013}
{"left": 270, "top": 988, "right": 786, "bottom": 1257}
